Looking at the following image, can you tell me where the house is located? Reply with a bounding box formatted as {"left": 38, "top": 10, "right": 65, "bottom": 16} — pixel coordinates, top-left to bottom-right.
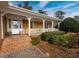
{"left": 0, "top": 1, "right": 57, "bottom": 39}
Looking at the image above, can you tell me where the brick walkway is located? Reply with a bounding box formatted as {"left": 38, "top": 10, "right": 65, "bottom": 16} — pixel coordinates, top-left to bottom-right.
{"left": 1, "top": 46, "right": 47, "bottom": 58}
{"left": 0, "top": 35, "right": 47, "bottom": 58}
{"left": 0, "top": 35, "right": 32, "bottom": 56}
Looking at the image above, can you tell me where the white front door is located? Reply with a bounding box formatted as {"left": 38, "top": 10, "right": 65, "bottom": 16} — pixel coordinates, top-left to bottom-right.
{"left": 8, "top": 19, "right": 23, "bottom": 34}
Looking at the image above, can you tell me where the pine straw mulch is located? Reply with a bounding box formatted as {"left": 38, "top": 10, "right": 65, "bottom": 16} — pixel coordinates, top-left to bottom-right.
{"left": 36, "top": 41, "right": 79, "bottom": 58}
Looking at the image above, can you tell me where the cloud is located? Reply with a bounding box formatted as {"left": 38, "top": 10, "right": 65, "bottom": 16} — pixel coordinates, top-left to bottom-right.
{"left": 29, "top": 1, "right": 79, "bottom": 18}
{"left": 44, "top": 6, "right": 61, "bottom": 11}
{"left": 39, "top": 1, "right": 49, "bottom": 9}
{"left": 67, "top": 11, "right": 79, "bottom": 17}
{"left": 44, "top": 2, "right": 78, "bottom": 12}
{"left": 9, "top": 2, "right": 18, "bottom": 7}
{"left": 47, "top": 10, "right": 57, "bottom": 17}
{"left": 62, "top": 3, "right": 77, "bottom": 9}
{"left": 43, "top": 2, "right": 79, "bottom": 18}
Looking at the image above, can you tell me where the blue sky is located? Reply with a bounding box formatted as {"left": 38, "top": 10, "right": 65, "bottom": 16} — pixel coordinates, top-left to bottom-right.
{"left": 9, "top": 1, "right": 79, "bottom": 18}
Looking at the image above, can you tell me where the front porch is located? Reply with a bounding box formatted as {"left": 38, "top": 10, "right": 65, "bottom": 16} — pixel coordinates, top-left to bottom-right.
{"left": 0, "top": 13, "right": 57, "bottom": 39}
{"left": 0, "top": 2, "right": 58, "bottom": 39}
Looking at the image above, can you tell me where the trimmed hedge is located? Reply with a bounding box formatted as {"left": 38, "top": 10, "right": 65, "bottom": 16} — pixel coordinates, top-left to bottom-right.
{"left": 60, "top": 17, "right": 79, "bottom": 32}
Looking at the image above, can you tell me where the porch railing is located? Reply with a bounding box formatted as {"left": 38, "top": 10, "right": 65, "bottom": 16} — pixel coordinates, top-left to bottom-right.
{"left": 30, "top": 28, "right": 58, "bottom": 36}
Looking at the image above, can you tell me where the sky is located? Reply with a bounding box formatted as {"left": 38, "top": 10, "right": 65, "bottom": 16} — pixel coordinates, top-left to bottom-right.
{"left": 9, "top": 1, "right": 79, "bottom": 18}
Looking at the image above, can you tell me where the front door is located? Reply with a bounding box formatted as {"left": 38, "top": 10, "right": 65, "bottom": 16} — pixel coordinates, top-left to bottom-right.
{"left": 9, "top": 19, "right": 23, "bottom": 34}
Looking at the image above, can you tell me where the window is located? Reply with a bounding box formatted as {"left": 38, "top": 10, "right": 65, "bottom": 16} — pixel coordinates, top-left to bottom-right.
{"left": 12, "top": 20, "right": 19, "bottom": 29}
{"left": 12, "top": 20, "right": 22, "bottom": 29}
{"left": 9, "top": 19, "right": 11, "bottom": 29}
{"left": 45, "top": 21, "right": 49, "bottom": 28}
{"left": 30, "top": 21, "right": 34, "bottom": 28}
{"left": 19, "top": 20, "right": 22, "bottom": 28}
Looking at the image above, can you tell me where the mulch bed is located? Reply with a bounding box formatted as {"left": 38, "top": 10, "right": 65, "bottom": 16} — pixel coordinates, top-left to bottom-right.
{"left": 36, "top": 41, "right": 79, "bottom": 58}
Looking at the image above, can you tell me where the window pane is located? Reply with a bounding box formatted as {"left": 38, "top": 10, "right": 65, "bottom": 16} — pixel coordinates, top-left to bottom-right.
{"left": 45, "top": 21, "right": 48, "bottom": 28}
{"left": 12, "top": 21, "right": 19, "bottom": 29}
{"left": 9, "top": 19, "right": 11, "bottom": 29}
{"left": 30, "top": 21, "right": 33, "bottom": 28}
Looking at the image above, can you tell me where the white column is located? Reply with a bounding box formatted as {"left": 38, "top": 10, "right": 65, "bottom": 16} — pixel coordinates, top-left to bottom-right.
{"left": 7, "top": 18, "right": 9, "bottom": 32}
{"left": 43, "top": 20, "right": 45, "bottom": 32}
{"left": 52, "top": 21, "right": 54, "bottom": 31}
{"left": 28, "top": 17, "right": 31, "bottom": 36}
{"left": 0, "top": 12, "right": 4, "bottom": 39}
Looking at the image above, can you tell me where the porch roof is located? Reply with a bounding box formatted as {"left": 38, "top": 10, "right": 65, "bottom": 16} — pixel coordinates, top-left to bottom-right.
{"left": 0, "top": 1, "right": 57, "bottom": 21}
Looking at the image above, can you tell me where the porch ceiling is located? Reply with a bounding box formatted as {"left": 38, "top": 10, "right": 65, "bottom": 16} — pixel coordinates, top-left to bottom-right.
{"left": 5, "top": 13, "right": 46, "bottom": 22}
{"left": 5, "top": 13, "right": 26, "bottom": 20}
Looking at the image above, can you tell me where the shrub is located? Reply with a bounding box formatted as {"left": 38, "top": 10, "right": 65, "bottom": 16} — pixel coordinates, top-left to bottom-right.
{"left": 48, "top": 32, "right": 79, "bottom": 48}
{"left": 41, "top": 31, "right": 79, "bottom": 48}
{"left": 41, "top": 31, "right": 65, "bottom": 41}
{"left": 50, "top": 31, "right": 65, "bottom": 35}
{"left": 63, "top": 33, "right": 79, "bottom": 48}
{"left": 62, "top": 33, "right": 78, "bottom": 48}
{"left": 52, "top": 35, "right": 66, "bottom": 46}
{"left": 48, "top": 35, "right": 69, "bottom": 46}
{"left": 41, "top": 32, "right": 51, "bottom": 41}
{"left": 60, "top": 17, "right": 79, "bottom": 32}
{"left": 31, "top": 37, "right": 40, "bottom": 45}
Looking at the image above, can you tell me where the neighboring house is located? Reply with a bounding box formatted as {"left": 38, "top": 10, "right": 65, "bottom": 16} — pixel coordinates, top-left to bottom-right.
{"left": 0, "top": 1, "right": 57, "bottom": 39}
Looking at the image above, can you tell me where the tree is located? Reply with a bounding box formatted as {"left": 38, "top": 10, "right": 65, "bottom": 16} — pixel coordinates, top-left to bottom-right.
{"left": 74, "top": 15, "right": 79, "bottom": 21}
{"left": 23, "top": 1, "right": 29, "bottom": 6}
{"left": 55, "top": 10, "right": 65, "bottom": 30}
{"left": 59, "top": 17, "right": 79, "bottom": 32}
{"left": 39, "top": 10, "right": 47, "bottom": 15}
{"left": 23, "top": 1, "right": 32, "bottom": 10}
{"left": 18, "top": 3, "right": 22, "bottom": 7}
{"left": 55, "top": 10, "right": 65, "bottom": 19}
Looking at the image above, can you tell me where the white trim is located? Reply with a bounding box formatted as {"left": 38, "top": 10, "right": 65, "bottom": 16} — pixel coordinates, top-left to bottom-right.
{"left": 52, "top": 21, "right": 54, "bottom": 31}
{"left": 7, "top": 18, "right": 8, "bottom": 32}
{"left": 21, "top": 20, "right": 23, "bottom": 32}
{"left": 43, "top": 20, "right": 45, "bottom": 32}
{"left": 7, "top": 18, "right": 9, "bottom": 32}
{"left": 28, "top": 17, "right": 31, "bottom": 36}
{"left": 1, "top": 12, "right": 4, "bottom": 39}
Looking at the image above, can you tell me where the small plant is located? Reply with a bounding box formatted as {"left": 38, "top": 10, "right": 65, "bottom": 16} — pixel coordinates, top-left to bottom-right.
{"left": 31, "top": 37, "right": 40, "bottom": 45}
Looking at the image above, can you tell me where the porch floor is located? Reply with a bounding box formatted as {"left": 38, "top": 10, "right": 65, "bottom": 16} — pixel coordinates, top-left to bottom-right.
{"left": 0, "top": 35, "right": 32, "bottom": 56}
